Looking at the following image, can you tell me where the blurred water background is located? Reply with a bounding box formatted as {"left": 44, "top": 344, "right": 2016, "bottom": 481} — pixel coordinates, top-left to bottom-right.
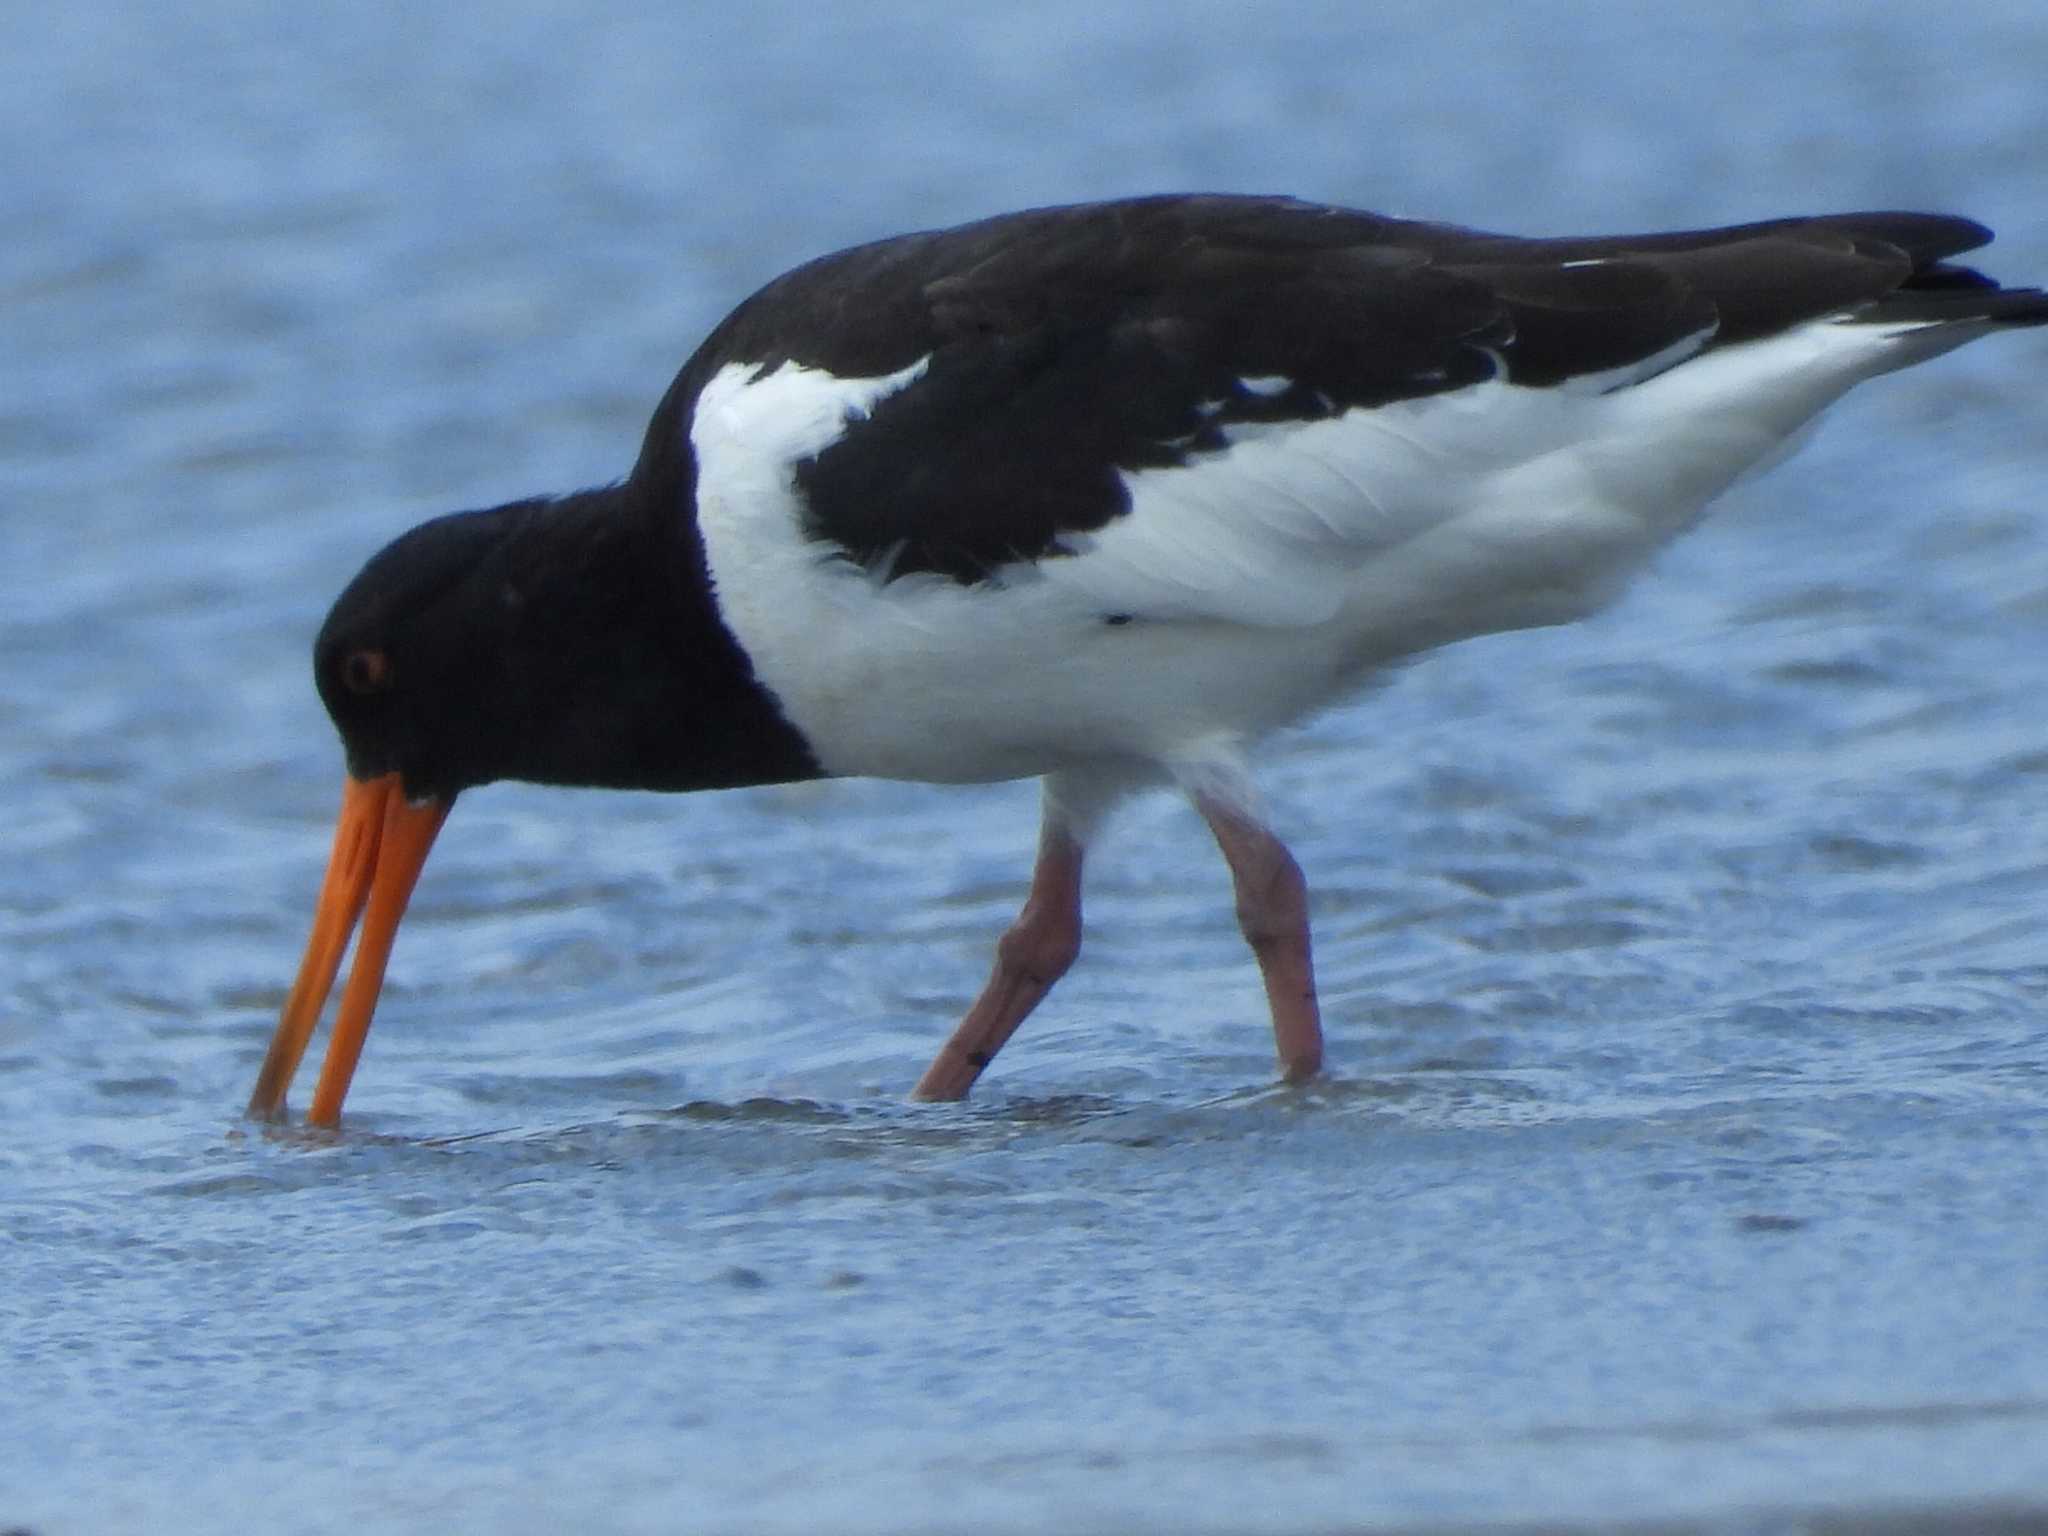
{"left": 4, "top": 3, "right": 2047, "bottom": 1532}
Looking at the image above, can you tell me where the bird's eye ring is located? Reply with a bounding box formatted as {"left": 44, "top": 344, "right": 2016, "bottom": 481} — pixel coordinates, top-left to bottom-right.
{"left": 341, "top": 648, "right": 392, "bottom": 695}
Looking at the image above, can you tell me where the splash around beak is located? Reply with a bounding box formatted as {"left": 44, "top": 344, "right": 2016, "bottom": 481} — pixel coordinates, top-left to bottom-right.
{"left": 246, "top": 773, "right": 451, "bottom": 1127}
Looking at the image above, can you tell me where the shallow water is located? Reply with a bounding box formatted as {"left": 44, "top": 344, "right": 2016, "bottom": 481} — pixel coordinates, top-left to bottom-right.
{"left": 5, "top": 2, "right": 2048, "bottom": 1532}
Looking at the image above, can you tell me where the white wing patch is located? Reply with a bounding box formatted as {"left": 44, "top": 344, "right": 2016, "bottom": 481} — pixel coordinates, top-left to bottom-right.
{"left": 692, "top": 355, "right": 931, "bottom": 481}
{"left": 1554, "top": 323, "right": 1718, "bottom": 395}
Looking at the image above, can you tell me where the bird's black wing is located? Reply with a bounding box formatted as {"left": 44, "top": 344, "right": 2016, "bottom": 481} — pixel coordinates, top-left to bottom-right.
{"left": 643, "top": 194, "right": 2027, "bottom": 584}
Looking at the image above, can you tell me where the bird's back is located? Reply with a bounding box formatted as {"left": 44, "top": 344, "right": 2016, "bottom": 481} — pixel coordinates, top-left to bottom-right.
{"left": 667, "top": 196, "right": 2046, "bottom": 782}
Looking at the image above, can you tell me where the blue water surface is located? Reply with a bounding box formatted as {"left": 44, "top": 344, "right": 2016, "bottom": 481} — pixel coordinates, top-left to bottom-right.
{"left": 3, "top": 3, "right": 2047, "bottom": 1532}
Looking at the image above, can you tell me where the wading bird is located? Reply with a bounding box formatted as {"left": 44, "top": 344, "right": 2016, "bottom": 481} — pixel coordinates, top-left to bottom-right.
{"left": 245, "top": 194, "right": 2047, "bottom": 1126}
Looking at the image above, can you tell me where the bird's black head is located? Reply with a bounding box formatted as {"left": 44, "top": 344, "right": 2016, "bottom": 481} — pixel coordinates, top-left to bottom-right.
{"left": 315, "top": 489, "right": 691, "bottom": 800}
{"left": 314, "top": 498, "right": 556, "bottom": 799}
{"left": 312, "top": 484, "right": 822, "bottom": 801}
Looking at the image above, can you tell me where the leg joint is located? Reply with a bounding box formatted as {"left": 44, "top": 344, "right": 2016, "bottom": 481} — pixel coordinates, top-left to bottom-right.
{"left": 995, "top": 907, "right": 1082, "bottom": 982}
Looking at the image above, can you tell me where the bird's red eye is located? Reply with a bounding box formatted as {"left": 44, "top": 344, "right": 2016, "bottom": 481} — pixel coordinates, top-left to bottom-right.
{"left": 341, "top": 648, "right": 392, "bottom": 695}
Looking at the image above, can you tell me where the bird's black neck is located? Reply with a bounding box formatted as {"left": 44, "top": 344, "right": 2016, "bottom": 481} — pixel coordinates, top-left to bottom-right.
{"left": 485, "top": 477, "right": 825, "bottom": 795}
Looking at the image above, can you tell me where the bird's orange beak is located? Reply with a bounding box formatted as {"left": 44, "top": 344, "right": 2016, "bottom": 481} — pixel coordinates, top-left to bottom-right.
{"left": 246, "top": 773, "right": 450, "bottom": 1127}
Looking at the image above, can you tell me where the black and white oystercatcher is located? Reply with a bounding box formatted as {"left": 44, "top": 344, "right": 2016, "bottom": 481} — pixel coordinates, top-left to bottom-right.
{"left": 246, "top": 194, "right": 2047, "bottom": 1126}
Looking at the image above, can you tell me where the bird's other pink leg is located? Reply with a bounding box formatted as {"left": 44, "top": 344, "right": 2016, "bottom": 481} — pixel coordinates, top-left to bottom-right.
{"left": 1194, "top": 793, "right": 1323, "bottom": 1084}
{"left": 911, "top": 816, "right": 1085, "bottom": 1101}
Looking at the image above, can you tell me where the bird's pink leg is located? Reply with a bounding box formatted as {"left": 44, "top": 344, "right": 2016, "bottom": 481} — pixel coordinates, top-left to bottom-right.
{"left": 1195, "top": 795, "right": 1323, "bottom": 1083}
{"left": 912, "top": 820, "right": 1085, "bottom": 1101}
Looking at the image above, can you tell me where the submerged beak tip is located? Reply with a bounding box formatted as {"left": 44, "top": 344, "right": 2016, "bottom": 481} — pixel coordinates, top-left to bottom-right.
{"left": 247, "top": 774, "right": 449, "bottom": 1128}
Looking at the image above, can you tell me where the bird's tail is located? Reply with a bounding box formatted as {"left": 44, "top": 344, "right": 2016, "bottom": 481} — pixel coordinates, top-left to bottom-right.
{"left": 1824, "top": 213, "right": 2048, "bottom": 329}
